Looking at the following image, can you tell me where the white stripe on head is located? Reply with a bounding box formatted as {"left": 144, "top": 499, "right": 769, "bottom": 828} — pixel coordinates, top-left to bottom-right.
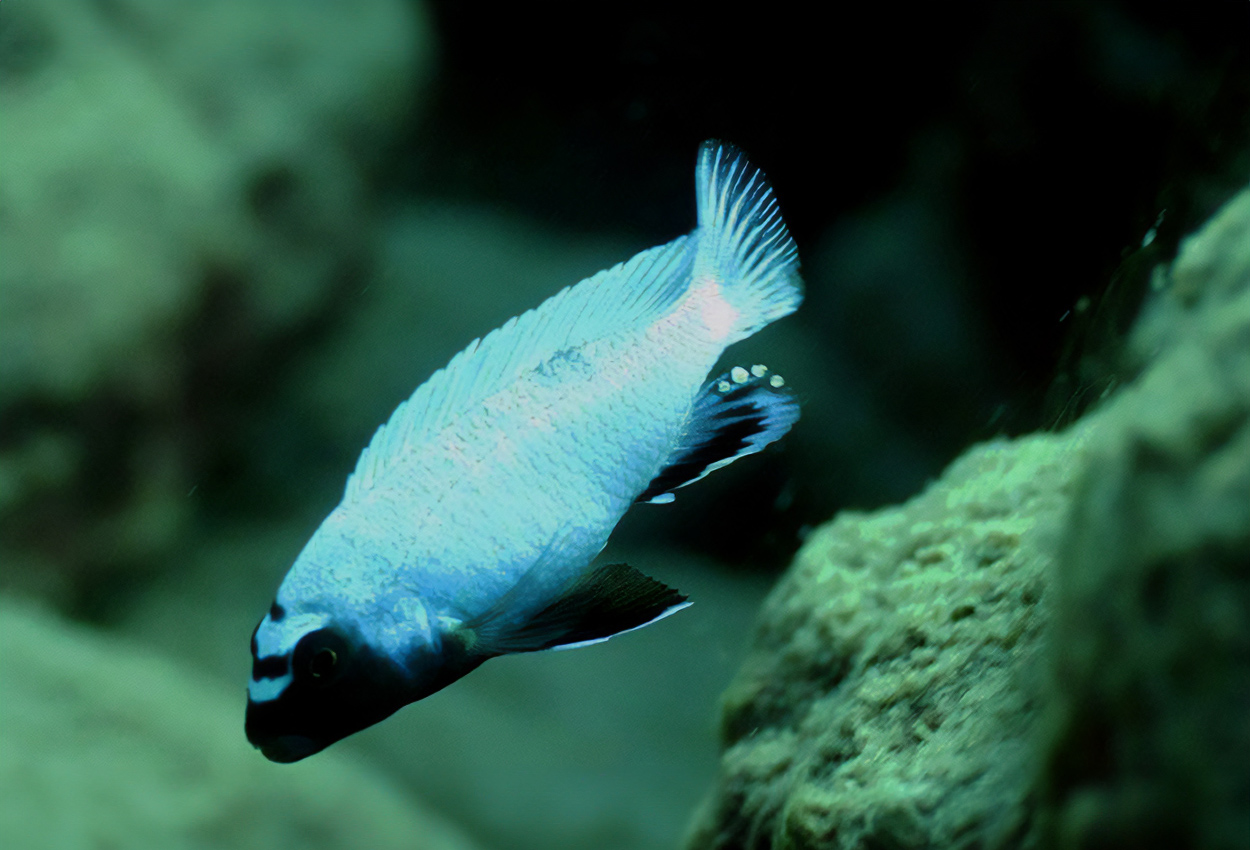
{"left": 248, "top": 672, "right": 294, "bottom": 703}
{"left": 254, "top": 612, "right": 330, "bottom": 659}
{"left": 249, "top": 611, "right": 330, "bottom": 704}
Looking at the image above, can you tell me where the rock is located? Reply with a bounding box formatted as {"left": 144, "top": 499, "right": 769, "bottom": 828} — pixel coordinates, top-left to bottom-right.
{"left": 688, "top": 182, "right": 1250, "bottom": 850}
{"left": 687, "top": 432, "right": 1084, "bottom": 849}
{"left": 0, "top": 596, "right": 479, "bottom": 850}
{"left": 0, "top": 0, "right": 430, "bottom": 605}
{"left": 1041, "top": 186, "right": 1250, "bottom": 849}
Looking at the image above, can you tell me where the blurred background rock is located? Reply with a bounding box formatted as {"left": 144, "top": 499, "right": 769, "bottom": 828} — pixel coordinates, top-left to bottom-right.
{"left": 0, "top": 1, "right": 1247, "bottom": 849}
{"left": 0, "top": 0, "right": 429, "bottom": 604}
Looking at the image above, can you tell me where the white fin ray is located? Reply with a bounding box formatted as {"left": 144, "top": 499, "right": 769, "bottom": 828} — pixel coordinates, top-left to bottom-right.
{"left": 549, "top": 598, "right": 692, "bottom": 651}
{"left": 344, "top": 235, "right": 695, "bottom": 500}
{"left": 694, "top": 141, "right": 802, "bottom": 341}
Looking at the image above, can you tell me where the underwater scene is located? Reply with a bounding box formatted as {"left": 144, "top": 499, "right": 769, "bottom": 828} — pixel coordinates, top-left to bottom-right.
{"left": 2, "top": 2, "right": 1248, "bottom": 849}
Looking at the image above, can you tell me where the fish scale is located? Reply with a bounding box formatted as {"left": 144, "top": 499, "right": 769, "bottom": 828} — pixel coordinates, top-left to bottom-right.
{"left": 383, "top": 326, "right": 708, "bottom": 603}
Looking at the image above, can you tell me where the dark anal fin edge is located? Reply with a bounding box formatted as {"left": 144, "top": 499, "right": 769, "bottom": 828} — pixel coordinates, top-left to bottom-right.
{"left": 638, "top": 364, "right": 798, "bottom": 504}
{"left": 464, "top": 563, "right": 689, "bottom": 655}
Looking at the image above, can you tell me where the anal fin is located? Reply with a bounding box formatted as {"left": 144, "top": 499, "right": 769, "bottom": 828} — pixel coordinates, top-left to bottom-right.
{"left": 638, "top": 364, "right": 798, "bottom": 504}
{"left": 462, "top": 563, "right": 689, "bottom": 656}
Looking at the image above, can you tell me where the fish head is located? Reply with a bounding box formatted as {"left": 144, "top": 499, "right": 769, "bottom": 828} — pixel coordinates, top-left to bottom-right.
{"left": 245, "top": 607, "right": 415, "bottom": 763}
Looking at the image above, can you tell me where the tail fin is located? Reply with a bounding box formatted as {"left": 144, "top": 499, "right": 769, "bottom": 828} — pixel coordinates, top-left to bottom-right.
{"left": 694, "top": 140, "right": 803, "bottom": 342}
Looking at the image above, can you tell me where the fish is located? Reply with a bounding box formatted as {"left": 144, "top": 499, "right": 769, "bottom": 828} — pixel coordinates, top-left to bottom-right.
{"left": 245, "top": 140, "right": 803, "bottom": 763}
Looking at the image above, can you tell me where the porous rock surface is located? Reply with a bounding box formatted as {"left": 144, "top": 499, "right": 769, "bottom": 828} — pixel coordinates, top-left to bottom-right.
{"left": 687, "top": 433, "right": 1081, "bottom": 849}
{"left": 688, "top": 182, "right": 1250, "bottom": 850}
{"left": 0, "top": 597, "right": 478, "bottom": 850}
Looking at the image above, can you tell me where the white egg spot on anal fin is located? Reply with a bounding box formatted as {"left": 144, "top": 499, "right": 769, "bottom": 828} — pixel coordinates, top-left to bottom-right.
{"left": 769, "top": 374, "right": 785, "bottom": 388}
{"left": 717, "top": 380, "right": 732, "bottom": 393}
{"left": 731, "top": 366, "right": 749, "bottom": 384}
{"left": 751, "top": 364, "right": 768, "bottom": 377}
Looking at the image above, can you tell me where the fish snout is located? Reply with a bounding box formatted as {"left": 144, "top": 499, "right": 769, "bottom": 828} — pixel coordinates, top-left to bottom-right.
{"left": 257, "top": 734, "right": 322, "bottom": 763}
{"left": 245, "top": 698, "right": 326, "bottom": 763}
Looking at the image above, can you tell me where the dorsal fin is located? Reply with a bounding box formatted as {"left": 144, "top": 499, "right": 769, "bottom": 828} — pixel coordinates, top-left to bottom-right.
{"left": 344, "top": 236, "right": 694, "bottom": 500}
{"left": 637, "top": 364, "right": 798, "bottom": 504}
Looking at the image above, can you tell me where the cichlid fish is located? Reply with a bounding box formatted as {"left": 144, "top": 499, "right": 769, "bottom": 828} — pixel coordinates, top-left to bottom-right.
{"left": 246, "top": 141, "right": 803, "bottom": 762}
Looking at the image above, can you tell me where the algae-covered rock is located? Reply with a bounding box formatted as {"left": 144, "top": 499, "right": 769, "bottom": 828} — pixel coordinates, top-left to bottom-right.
{"left": 0, "top": 597, "right": 478, "bottom": 850}
{"left": 687, "top": 433, "right": 1084, "bottom": 849}
{"left": 689, "top": 182, "right": 1250, "bottom": 850}
{"left": 1041, "top": 187, "right": 1250, "bottom": 849}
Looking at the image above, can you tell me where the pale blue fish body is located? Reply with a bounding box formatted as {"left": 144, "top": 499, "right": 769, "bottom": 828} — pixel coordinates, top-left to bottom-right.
{"left": 246, "top": 141, "right": 803, "bottom": 762}
{"left": 270, "top": 239, "right": 706, "bottom": 658}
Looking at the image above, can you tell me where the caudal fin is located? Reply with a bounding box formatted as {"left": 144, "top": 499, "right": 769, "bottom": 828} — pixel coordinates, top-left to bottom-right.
{"left": 694, "top": 140, "right": 803, "bottom": 342}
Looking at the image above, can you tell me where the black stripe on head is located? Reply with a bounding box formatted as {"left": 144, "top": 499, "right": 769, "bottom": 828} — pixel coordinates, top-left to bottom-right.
{"left": 245, "top": 629, "right": 435, "bottom": 763}
{"left": 253, "top": 654, "right": 289, "bottom": 680}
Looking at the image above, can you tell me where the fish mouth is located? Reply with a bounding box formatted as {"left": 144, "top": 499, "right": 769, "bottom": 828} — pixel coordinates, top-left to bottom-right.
{"left": 246, "top": 696, "right": 327, "bottom": 763}
{"left": 255, "top": 734, "right": 322, "bottom": 763}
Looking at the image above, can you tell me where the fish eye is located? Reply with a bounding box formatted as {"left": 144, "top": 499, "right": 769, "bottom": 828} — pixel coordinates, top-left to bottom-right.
{"left": 310, "top": 647, "right": 337, "bottom": 678}
{"left": 293, "top": 628, "right": 350, "bottom": 684}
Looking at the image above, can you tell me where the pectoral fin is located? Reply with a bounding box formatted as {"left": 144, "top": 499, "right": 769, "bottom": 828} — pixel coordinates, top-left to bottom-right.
{"left": 460, "top": 563, "right": 690, "bottom": 656}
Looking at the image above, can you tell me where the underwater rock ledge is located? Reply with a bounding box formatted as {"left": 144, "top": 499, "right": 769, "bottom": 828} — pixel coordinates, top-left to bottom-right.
{"left": 686, "top": 181, "right": 1250, "bottom": 850}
